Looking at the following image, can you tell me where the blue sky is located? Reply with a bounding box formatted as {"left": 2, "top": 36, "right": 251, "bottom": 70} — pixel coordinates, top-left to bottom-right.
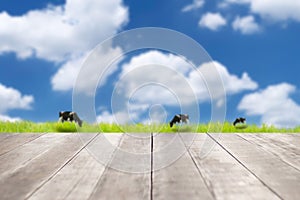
{"left": 0, "top": 0, "right": 300, "bottom": 127}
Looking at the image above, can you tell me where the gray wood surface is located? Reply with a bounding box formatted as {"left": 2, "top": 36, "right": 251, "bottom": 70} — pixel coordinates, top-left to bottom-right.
{"left": 238, "top": 134, "right": 300, "bottom": 171}
{"left": 88, "top": 133, "right": 151, "bottom": 200}
{"left": 0, "top": 133, "right": 96, "bottom": 200}
{"left": 0, "top": 133, "right": 299, "bottom": 200}
{"left": 153, "top": 133, "right": 214, "bottom": 200}
{"left": 210, "top": 133, "right": 300, "bottom": 200}
{"left": 0, "top": 133, "right": 43, "bottom": 156}
{"left": 189, "top": 134, "right": 281, "bottom": 200}
{"left": 29, "top": 134, "right": 122, "bottom": 200}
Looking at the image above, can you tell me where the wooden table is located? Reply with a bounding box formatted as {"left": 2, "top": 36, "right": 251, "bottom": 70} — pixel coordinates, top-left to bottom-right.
{"left": 0, "top": 133, "right": 299, "bottom": 200}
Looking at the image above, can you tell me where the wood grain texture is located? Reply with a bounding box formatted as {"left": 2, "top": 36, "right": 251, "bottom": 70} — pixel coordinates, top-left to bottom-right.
{"left": 88, "top": 133, "right": 151, "bottom": 200}
{"left": 0, "top": 133, "right": 43, "bottom": 156}
{"left": 152, "top": 133, "right": 214, "bottom": 200}
{"left": 0, "top": 133, "right": 299, "bottom": 200}
{"left": 210, "top": 133, "right": 300, "bottom": 200}
{"left": 29, "top": 134, "right": 123, "bottom": 200}
{"left": 189, "top": 134, "right": 280, "bottom": 200}
{"left": 0, "top": 133, "right": 96, "bottom": 200}
{"left": 238, "top": 134, "right": 300, "bottom": 171}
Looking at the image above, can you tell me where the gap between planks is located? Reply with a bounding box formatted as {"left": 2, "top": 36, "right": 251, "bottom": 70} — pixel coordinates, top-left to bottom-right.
{"left": 1, "top": 133, "right": 299, "bottom": 200}
{"left": 26, "top": 133, "right": 99, "bottom": 199}
{"left": 205, "top": 133, "right": 283, "bottom": 200}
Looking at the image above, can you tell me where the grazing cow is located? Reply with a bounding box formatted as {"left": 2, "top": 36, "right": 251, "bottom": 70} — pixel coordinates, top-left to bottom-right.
{"left": 170, "top": 114, "right": 189, "bottom": 127}
{"left": 233, "top": 117, "right": 246, "bottom": 126}
{"left": 59, "top": 111, "right": 83, "bottom": 127}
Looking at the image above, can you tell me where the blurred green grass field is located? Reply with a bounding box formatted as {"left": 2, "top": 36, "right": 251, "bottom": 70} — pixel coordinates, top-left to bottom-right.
{"left": 0, "top": 121, "right": 299, "bottom": 133}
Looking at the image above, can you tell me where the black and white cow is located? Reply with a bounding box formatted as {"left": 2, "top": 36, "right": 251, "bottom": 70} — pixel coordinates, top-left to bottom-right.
{"left": 233, "top": 117, "right": 246, "bottom": 126}
{"left": 170, "top": 114, "right": 189, "bottom": 127}
{"left": 59, "top": 111, "right": 83, "bottom": 127}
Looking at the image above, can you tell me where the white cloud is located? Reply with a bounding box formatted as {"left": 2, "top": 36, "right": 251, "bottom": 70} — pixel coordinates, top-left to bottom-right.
{"left": 97, "top": 111, "right": 122, "bottom": 124}
{"left": 97, "top": 110, "right": 138, "bottom": 124}
{"left": 199, "top": 12, "right": 227, "bottom": 31}
{"left": 250, "top": 0, "right": 300, "bottom": 22}
{"left": 232, "top": 15, "right": 261, "bottom": 34}
{"left": 99, "top": 51, "right": 257, "bottom": 123}
{"left": 119, "top": 51, "right": 257, "bottom": 103}
{"left": 0, "top": 115, "right": 21, "bottom": 122}
{"left": 51, "top": 45, "right": 123, "bottom": 93}
{"left": 189, "top": 61, "right": 258, "bottom": 101}
{"left": 224, "top": 0, "right": 300, "bottom": 22}
{"left": 0, "top": 83, "right": 34, "bottom": 113}
{"left": 0, "top": 0, "right": 128, "bottom": 62}
{"left": 117, "top": 50, "right": 195, "bottom": 106}
{"left": 0, "top": 0, "right": 128, "bottom": 94}
{"left": 218, "top": 0, "right": 247, "bottom": 9}
{"left": 182, "top": 0, "right": 205, "bottom": 12}
{"left": 51, "top": 54, "right": 86, "bottom": 92}
{"left": 97, "top": 112, "right": 114, "bottom": 123}
{"left": 238, "top": 83, "right": 300, "bottom": 128}
{"left": 224, "top": 0, "right": 250, "bottom": 4}
{"left": 0, "top": 83, "right": 34, "bottom": 121}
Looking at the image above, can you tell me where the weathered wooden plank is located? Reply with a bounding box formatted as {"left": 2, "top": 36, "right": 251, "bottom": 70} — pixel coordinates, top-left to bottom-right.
{"left": 277, "top": 133, "right": 300, "bottom": 142}
{"left": 253, "top": 133, "right": 300, "bottom": 151}
{"left": 0, "top": 133, "right": 96, "bottom": 200}
{"left": 0, "top": 133, "right": 43, "bottom": 156}
{"left": 28, "top": 134, "right": 123, "bottom": 200}
{"left": 189, "top": 134, "right": 280, "bottom": 200}
{"left": 152, "top": 133, "right": 214, "bottom": 200}
{"left": 88, "top": 133, "right": 151, "bottom": 200}
{"left": 211, "top": 133, "right": 300, "bottom": 200}
{"left": 238, "top": 134, "right": 300, "bottom": 171}
{"left": 0, "top": 133, "right": 69, "bottom": 176}
{"left": 0, "top": 133, "right": 14, "bottom": 141}
{"left": 0, "top": 133, "right": 299, "bottom": 200}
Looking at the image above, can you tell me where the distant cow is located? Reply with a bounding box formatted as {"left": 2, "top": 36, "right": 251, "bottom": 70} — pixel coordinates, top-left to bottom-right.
{"left": 59, "top": 111, "right": 83, "bottom": 127}
{"left": 233, "top": 117, "right": 246, "bottom": 126}
{"left": 170, "top": 114, "right": 189, "bottom": 127}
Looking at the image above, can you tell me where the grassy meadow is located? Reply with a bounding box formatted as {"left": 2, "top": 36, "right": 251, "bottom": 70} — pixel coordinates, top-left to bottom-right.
{"left": 0, "top": 121, "right": 299, "bottom": 133}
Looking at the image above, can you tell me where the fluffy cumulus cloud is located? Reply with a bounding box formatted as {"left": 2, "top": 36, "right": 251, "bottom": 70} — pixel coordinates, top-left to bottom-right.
{"left": 250, "top": 0, "right": 300, "bottom": 22}
{"left": 96, "top": 110, "right": 134, "bottom": 124}
{"left": 223, "top": 0, "right": 250, "bottom": 5}
{"left": 199, "top": 12, "right": 227, "bottom": 31}
{"left": 51, "top": 53, "right": 87, "bottom": 92}
{"left": 232, "top": 15, "right": 261, "bottom": 34}
{"left": 0, "top": 115, "right": 21, "bottom": 122}
{"left": 0, "top": 83, "right": 34, "bottom": 121}
{"left": 0, "top": 0, "right": 128, "bottom": 62}
{"left": 218, "top": 0, "right": 248, "bottom": 8}
{"left": 224, "top": 0, "right": 300, "bottom": 22}
{"left": 97, "top": 101, "right": 147, "bottom": 124}
{"left": 98, "top": 50, "right": 258, "bottom": 124}
{"left": 182, "top": 0, "right": 205, "bottom": 12}
{"left": 0, "top": 0, "right": 128, "bottom": 92}
{"left": 51, "top": 45, "right": 123, "bottom": 93}
{"left": 238, "top": 83, "right": 300, "bottom": 128}
{"left": 189, "top": 61, "right": 258, "bottom": 99}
